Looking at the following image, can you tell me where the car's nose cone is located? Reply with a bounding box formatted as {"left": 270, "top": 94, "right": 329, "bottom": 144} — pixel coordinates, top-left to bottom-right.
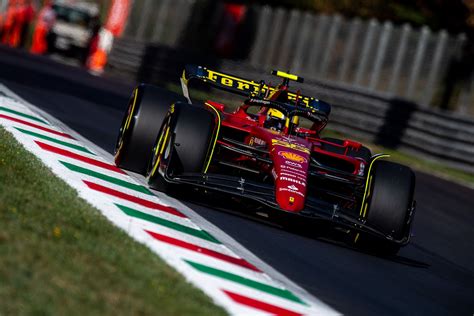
{"left": 272, "top": 148, "right": 310, "bottom": 212}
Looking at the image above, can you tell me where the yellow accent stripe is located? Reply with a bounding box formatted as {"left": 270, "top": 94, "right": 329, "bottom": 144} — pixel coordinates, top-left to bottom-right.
{"left": 359, "top": 154, "right": 390, "bottom": 217}
{"left": 362, "top": 202, "right": 369, "bottom": 219}
{"left": 354, "top": 232, "right": 360, "bottom": 243}
{"left": 276, "top": 71, "right": 299, "bottom": 81}
{"left": 154, "top": 127, "right": 166, "bottom": 157}
{"left": 116, "top": 89, "right": 138, "bottom": 160}
{"left": 366, "top": 175, "right": 373, "bottom": 197}
{"left": 125, "top": 88, "right": 138, "bottom": 130}
{"left": 150, "top": 126, "right": 170, "bottom": 177}
{"left": 203, "top": 103, "right": 221, "bottom": 174}
{"left": 181, "top": 70, "right": 189, "bottom": 85}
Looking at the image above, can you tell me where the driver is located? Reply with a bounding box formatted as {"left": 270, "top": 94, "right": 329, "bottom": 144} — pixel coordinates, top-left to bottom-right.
{"left": 264, "top": 108, "right": 286, "bottom": 132}
{"left": 264, "top": 108, "right": 301, "bottom": 132}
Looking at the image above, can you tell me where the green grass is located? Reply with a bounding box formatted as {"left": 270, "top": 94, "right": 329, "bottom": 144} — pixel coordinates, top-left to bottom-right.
{"left": 368, "top": 145, "right": 474, "bottom": 186}
{"left": 0, "top": 127, "right": 226, "bottom": 316}
{"left": 321, "top": 129, "right": 474, "bottom": 187}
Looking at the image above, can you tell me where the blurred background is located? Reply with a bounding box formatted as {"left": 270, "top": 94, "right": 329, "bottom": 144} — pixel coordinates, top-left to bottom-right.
{"left": 1, "top": 0, "right": 474, "bottom": 174}
{"left": 1, "top": 0, "right": 473, "bottom": 111}
{"left": 117, "top": 0, "right": 474, "bottom": 113}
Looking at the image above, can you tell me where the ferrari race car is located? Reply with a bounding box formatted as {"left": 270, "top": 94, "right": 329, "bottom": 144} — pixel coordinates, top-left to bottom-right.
{"left": 114, "top": 65, "right": 416, "bottom": 255}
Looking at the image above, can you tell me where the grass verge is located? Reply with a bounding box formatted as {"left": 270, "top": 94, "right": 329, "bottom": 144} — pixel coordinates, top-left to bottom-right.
{"left": 0, "top": 127, "right": 226, "bottom": 316}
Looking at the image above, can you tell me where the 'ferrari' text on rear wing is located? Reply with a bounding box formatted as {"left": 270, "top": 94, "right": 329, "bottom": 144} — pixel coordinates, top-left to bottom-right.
{"left": 182, "top": 65, "right": 315, "bottom": 106}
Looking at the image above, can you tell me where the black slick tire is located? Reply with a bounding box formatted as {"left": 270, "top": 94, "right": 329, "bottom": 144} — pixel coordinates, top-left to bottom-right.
{"left": 359, "top": 160, "right": 415, "bottom": 255}
{"left": 147, "top": 102, "right": 216, "bottom": 192}
{"left": 114, "top": 84, "right": 185, "bottom": 174}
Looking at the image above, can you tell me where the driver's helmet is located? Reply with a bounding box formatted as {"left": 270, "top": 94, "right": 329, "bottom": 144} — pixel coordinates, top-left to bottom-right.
{"left": 264, "top": 108, "right": 286, "bottom": 132}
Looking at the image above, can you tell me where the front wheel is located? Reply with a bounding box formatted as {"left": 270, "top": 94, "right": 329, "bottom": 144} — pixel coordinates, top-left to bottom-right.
{"left": 114, "top": 84, "right": 185, "bottom": 174}
{"left": 147, "top": 102, "right": 217, "bottom": 192}
{"left": 356, "top": 160, "right": 416, "bottom": 255}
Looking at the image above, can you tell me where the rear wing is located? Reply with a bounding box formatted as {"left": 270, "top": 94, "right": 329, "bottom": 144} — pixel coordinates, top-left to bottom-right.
{"left": 181, "top": 65, "right": 315, "bottom": 106}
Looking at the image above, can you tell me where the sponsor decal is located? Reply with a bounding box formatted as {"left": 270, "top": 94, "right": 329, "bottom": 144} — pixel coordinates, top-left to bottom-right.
{"left": 281, "top": 164, "right": 306, "bottom": 175}
{"left": 280, "top": 172, "right": 306, "bottom": 182}
{"left": 275, "top": 135, "right": 292, "bottom": 142}
{"left": 272, "top": 139, "right": 311, "bottom": 154}
{"left": 279, "top": 176, "right": 306, "bottom": 187}
{"left": 251, "top": 137, "right": 266, "bottom": 146}
{"left": 203, "top": 69, "right": 312, "bottom": 106}
{"left": 279, "top": 151, "right": 307, "bottom": 163}
{"left": 284, "top": 160, "right": 303, "bottom": 168}
{"left": 288, "top": 184, "right": 298, "bottom": 191}
{"left": 279, "top": 187, "right": 304, "bottom": 197}
{"left": 206, "top": 69, "right": 260, "bottom": 92}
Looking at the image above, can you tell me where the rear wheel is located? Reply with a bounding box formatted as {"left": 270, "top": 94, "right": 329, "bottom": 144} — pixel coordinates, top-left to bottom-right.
{"left": 357, "top": 160, "right": 415, "bottom": 255}
{"left": 147, "top": 102, "right": 216, "bottom": 192}
{"left": 321, "top": 137, "right": 372, "bottom": 161}
{"left": 114, "top": 84, "right": 185, "bottom": 174}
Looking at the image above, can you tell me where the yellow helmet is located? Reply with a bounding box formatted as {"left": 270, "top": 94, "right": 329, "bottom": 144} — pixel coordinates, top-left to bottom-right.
{"left": 266, "top": 109, "right": 300, "bottom": 130}
{"left": 267, "top": 108, "right": 285, "bottom": 119}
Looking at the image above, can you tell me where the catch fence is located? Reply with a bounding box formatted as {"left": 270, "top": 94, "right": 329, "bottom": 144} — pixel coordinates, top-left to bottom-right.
{"left": 120, "top": 1, "right": 473, "bottom": 115}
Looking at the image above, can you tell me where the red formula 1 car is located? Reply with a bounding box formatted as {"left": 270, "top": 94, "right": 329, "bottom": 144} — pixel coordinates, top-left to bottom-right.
{"left": 114, "top": 65, "right": 416, "bottom": 254}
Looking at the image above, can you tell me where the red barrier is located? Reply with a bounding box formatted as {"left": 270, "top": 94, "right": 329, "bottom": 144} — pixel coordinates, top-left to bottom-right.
{"left": 87, "top": 0, "right": 130, "bottom": 73}
{"left": 1, "top": 0, "right": 35, "bottom": 48}
{"left": 30, "top": 0, "right": 54, "bottom": 54}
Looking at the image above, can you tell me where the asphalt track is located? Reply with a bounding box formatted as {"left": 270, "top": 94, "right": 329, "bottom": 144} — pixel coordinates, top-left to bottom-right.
{"left": 2, "top": 46, "right": 474, "bottom": 315}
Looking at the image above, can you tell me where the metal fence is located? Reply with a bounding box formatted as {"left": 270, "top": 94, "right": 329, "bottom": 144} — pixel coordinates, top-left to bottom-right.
{"left": 247, "top": 8, "right": 471, "bottom": 113}
{"left": 123, "top": 0, "right": 196, "bottom": 47}
{"left": 119, "top": 1, "right": 473, "bottom": 115}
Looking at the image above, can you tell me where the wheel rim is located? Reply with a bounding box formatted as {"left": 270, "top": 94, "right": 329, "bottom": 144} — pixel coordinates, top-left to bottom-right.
{"left": 148, "top": 119, "right": 171, "bottom": 179}
{"left": 114, "top": 88, "right": 138, "bottom": 160}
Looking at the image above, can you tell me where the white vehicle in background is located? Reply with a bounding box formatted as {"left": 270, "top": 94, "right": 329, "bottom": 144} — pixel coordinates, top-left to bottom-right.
{"left": 47, "top": 0, "right": 100, "bottom": 64}
{"left": 0, "top": 0, "right": 8, "bottom": 28}
{"left": 0, "top": 0, "right": 7, "bottom": 13}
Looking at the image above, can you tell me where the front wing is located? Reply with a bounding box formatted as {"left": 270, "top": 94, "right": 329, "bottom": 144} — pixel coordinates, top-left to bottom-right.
{"left": 161, "top": 171, "right": 412, "bottom": 246}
